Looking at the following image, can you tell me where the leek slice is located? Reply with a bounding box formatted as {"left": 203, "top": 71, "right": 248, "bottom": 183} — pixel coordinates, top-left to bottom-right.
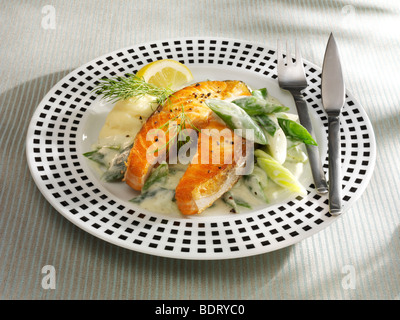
{"left": 255, "top": 149, "right": 306, "bottom": 196}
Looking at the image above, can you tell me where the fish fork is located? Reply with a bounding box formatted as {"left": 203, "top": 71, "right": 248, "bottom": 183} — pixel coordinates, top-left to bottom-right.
{"left": 277, "top": 40, "right": 328, "bottom": 194}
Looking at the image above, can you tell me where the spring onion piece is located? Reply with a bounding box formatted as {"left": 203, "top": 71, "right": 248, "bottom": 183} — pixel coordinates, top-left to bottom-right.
{"left": 255, "top": 149, "right": 306, "bottom": 196}
{"left": 243, "top": 169, "right": 269, "bottom": 203}
{"left": 142, "top": 162, "right": 169, "bottom": 192}
{"left": 275, "top": 112, "right": 298, "bottom": 122}
{"left": 286, "top": 145, "right": 308, "bottom": 163}
{"left": 205, "top": 99, "right": 268, "bottom": 145}
{"left": 264, "top": 115, "right": 287, "bottom": 164}
{"left": 251, "top": 165, "right": 269, "bottom": 189}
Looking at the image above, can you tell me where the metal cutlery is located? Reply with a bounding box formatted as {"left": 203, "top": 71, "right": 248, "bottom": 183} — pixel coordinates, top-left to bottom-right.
{"left": 321, "top": 33, "right": 345, "bottom": 215}
{"left": 277, "top": 40, "right": 329, "bottom": 194}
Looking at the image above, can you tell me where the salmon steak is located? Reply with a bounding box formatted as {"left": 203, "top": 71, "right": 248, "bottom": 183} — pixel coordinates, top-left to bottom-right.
{"left": 124, "top": 80, "right": 252, "bottom": 215}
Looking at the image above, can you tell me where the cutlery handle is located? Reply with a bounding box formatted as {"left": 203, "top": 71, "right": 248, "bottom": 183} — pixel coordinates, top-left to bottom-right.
{"left": 292, "top": 92, "right": 328, "bottom": 194}
{"left": 328, "top": 115, "right": 343, "bottom": 215}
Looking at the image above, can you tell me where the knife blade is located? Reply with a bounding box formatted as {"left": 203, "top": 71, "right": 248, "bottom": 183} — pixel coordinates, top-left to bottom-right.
{"left": 321, "top": 33, "right": 345, "bottom": 215}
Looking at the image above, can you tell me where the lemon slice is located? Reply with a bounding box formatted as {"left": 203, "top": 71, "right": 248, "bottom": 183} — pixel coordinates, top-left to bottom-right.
{"left": 136, "top": 59, "right": 194, "bottom": 91}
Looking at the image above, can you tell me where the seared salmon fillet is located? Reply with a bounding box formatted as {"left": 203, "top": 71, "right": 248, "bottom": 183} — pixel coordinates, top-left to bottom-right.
{"left": 174, "top": 119, "right": 248, "bottom": 215}
{"left": 124, "top": 80, "right": 251, "bottom": 214}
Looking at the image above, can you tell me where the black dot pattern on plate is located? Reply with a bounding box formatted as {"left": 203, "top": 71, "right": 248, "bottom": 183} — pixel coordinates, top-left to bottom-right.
{"left": 27, "top": 38, "right": 375, "bottom": 259}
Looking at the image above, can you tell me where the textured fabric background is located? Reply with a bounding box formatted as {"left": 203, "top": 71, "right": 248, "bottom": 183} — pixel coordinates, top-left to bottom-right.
{"left": 1, "top": 0, "right": 399, "bottom": 300}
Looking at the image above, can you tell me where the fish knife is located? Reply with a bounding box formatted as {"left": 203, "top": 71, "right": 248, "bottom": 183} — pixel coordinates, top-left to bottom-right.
{"left": 321, "top": 33, "right": 346, "bottom": 215}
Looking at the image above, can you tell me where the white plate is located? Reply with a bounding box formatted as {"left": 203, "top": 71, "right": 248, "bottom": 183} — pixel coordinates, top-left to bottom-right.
{"left": 26, "top": 37, "right": 376, "bottom": 260}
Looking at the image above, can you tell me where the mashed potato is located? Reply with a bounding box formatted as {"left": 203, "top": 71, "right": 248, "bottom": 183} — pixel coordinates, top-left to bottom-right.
{"left": 96, "top": 95, "right": 158, "bottom": 148}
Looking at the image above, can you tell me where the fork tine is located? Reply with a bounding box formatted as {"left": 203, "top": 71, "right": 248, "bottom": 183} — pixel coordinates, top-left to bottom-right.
{"left": 295, "top": 40, "right": 302, "bottom": 64}
{"left": 295, "top": 40, "right": 306, "bottom": 73}
{"left": 288, "top": 41, "right": 298, "bottom": 66}
{"left": 285, "top": 41, "right": 292, "bottom": 65}
{"left": 277, "top": 39, "right": 283, "bottom": 64}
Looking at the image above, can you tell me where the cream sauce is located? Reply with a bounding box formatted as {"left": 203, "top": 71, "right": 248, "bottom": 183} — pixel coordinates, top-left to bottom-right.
{"left": 134, "top": 158, "right": 308, "bottom": 216}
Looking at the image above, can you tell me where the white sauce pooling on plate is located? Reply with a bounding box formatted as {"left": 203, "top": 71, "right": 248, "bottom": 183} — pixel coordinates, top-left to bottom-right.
{"left": 135, "top": 159, "right": 309, "bottom": 217}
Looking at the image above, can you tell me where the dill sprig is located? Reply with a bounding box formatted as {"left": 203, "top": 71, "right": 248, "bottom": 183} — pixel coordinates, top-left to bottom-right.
{"left": 92, "top": 73, "right": 173, "bottom": 104}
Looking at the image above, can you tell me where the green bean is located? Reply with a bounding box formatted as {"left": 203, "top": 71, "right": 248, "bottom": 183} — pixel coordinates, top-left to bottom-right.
{"left": 222, "top": 191, "right": 252, "bottom": 213}
{"left": 243, "top": 166, "right": 269, "bottom": 203}
{"left": 205, "top": 99, "right": 268, "bottom": 145}
{"left": 232, "top": 96, "right": 289, "bottom": 116}
{"left": 83, "top": 148, "right": 107, "bottom": 166}
{"left": 235, "top": 198, "right": 252, "bottom": 209}
{"left": 222, "top": 191, "right": 239, "bottom": 213}
{"left": 251, "top": 88, "right": 268, "bottom": 100}
{"left": 130, "top": 190, "right": 157, "bottom": 204}
{"left": 254, "top": 114, "right": 278, "bottom": 136}
{"left": 142, "top": 161, "right": 169, "bottom": 192}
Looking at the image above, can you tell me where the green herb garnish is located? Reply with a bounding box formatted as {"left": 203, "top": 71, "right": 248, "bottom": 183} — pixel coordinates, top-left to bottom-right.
{"left": 92, "top": 74, "right": 173, "bottom": 103}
